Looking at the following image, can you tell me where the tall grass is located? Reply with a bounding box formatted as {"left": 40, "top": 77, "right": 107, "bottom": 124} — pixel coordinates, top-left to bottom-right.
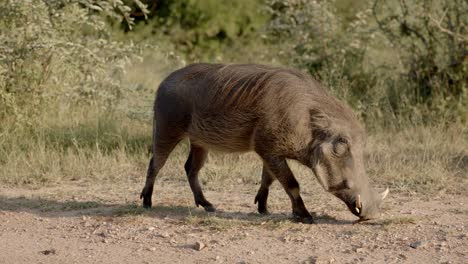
{"left": 366, "top": 126, "right": 467, "bottom": 194}
{"left": 0, "top": 110, "right": 151, "bottom": 185}
{"left": 1, "top": 103, "right": 466, "bottom": 195}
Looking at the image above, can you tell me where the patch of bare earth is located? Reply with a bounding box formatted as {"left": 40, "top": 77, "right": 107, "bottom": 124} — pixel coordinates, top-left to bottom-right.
{"left": 1, "top": 180, "right": 466, "bottom": 264}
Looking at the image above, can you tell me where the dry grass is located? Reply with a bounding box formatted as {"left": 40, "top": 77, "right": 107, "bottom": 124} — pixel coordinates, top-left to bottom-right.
{"left": 2, "top": 44, "right": 465, "bottom": 196}
{"left": 0, "top": 114, "right": 466, "bottom": 196}
{"left": 1, "top": 58, "right": 466, "bottom": 195}
{"left": 366, "top": 126, "right": 467, "bottom": 194}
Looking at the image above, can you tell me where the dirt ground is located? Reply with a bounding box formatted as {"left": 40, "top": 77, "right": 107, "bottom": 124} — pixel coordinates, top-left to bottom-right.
{"left": 0, "top": 180, "right": 467, "bottom": 264}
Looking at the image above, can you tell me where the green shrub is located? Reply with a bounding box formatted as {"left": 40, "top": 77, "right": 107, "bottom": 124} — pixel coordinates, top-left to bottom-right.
{"left": 0, "top": 0, "right": 149, "bottom": 125}
{"left": 123, "top": 0, "right": 269, "bottom": 62}
{"left": 265, "top": 0, "right": 467, "bottom": 128}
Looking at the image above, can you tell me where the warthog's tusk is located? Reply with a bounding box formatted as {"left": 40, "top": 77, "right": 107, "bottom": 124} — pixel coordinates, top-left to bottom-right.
{"left": 380, "top": 188, "right": 389, "bottom": 200}
{"left": 356, "top": 194, "right": 362, "bottom": 208}
{"left": 355, "top": 194, "right": 362, "bottom": 214}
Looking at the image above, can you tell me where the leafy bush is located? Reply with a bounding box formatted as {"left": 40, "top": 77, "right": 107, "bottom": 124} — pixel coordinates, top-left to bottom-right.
{"left": 265, "top": 0, "right": 467, "bottom": 127}
{"left": 372, "top": 0, "right": 467, "bottom": 124}
{"left": 123, "top": 0, "right": 269, "bottom": 61}
{"left": 0, "top": 0, "right": 149, "bottom": 125}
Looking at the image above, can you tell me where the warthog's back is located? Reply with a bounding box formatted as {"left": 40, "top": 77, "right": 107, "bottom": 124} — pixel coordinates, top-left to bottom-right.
{"left": 155, "top": 63, "right": 328, "bottom": 152}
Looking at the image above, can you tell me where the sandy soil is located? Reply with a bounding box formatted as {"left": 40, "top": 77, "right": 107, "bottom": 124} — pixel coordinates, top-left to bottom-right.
{"left": 0, "top": 181, "right": 466, "bottom": 264}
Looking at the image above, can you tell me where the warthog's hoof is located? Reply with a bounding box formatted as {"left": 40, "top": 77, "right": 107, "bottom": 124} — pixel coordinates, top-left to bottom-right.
{"left": 258, "top": 207, "right": 270, "bottom": 215}
{"left": 203, "top": 205, "right": 216, "bottom": 212}
{"left": 142, "top": 199, "right": 152, "bottom": 209}
{"left": 293, "top": 215, "right": 315, "bottom": 224}
{"left": 140, "top": 187, "right": 153, "bottom": 209}
{"left": 196, "top": 200, "right": 216, "bottom": 212}
{"left": 300, "top": 217, "right": 315, "bottom": 224}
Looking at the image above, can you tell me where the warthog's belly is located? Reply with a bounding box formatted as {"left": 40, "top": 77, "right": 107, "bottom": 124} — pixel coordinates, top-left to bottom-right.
{"left": 186, "top": 112, "right": 257, "bottom": 152}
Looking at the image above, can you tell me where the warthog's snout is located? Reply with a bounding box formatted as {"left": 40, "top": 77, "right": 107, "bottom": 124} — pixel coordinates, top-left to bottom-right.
{"left": 339, "top": 188, "right": 389, "bottom": 220}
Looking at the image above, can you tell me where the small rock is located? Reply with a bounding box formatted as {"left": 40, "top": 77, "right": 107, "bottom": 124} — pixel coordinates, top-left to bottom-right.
{"left": 102, "top": 239, "right": 108, "bottom": 244}
{"left": 193, "top": 241, "right": 205, "bottom": 251}
{"left": 158, "top": 232, "right": 170, "bottom": 238}
{"left": 147, "top": 226, "right": 155, "bottom": 231}
{"left": 355, "top": 247, "right": 365, "bottom": 253}
{"left": 410, "top": 241, "right": 427, "bottom": 249}
{"left": 436, "top": 242, "right": 447, "bottom": 251}
{"left": 40, "top": 249, "right": 56, "bottom": 255}
{"left": 148, "top": 247, "right": 156, "bottom": 252}
{"left": 305, "top": 256, "right": 333, "bottom": 264}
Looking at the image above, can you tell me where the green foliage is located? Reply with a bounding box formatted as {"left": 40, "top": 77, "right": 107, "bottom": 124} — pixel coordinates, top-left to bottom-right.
{"left": 0, "top": 0, "right": 466, "bottom": 141}
{"left": 372, "top": 0, "right": 467, "bottom": 124}
{"left": 265, "top": 0, "right": 467, "bottom": 127}
{"left": 125, "top": 0, "right": 269, "bottom": 61}
{"left": 0, "top": 0, "right": 149, "bottom": 125}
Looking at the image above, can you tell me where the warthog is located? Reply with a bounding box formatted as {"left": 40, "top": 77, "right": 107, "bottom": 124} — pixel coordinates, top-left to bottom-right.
{"left": 140, "top": 63, "right": 389, "bottom": 223}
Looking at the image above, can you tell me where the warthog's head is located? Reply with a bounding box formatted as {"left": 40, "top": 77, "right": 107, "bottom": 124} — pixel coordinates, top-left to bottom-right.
{"left": 308, "top": 109, "right": 389, "bottom": 220}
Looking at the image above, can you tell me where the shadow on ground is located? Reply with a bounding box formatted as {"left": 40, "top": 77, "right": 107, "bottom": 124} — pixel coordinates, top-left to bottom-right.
{"left": 0, "top": 195, "right": 354, "bottom": 225}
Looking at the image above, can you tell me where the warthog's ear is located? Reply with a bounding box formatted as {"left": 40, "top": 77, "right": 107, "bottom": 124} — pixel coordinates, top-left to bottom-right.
{"left": 308, "top": 109, "right": 331, "bottom": 168}
{"left": 309, "top": 108, "right": 330, "bottom": 131}
{"left": 309, "top": 108, "right": 331, "bottom": 145}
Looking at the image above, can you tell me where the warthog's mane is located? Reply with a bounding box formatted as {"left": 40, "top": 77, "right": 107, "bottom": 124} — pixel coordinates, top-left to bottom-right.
{"left": 178, "top": 63, "right": 363, "bottom": 138}
{"left": 210, "top": 64, "right": 359, "bottom": 131}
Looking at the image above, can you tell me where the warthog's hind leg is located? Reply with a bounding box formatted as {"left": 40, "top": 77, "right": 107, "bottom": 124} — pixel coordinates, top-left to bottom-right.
{"left": 185, "top": 144, "right": 215, "bottom": 212}
{"left": 254, "top": 163, "right": 276, "bottom": 214}
{"left": 141, "top": 138, "right": 181, "bottom": 208}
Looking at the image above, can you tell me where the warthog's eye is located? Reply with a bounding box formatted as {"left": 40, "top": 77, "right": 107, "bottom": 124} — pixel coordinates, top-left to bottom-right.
{"left": 333, "top": 137, "right": 348, "bottom": 156}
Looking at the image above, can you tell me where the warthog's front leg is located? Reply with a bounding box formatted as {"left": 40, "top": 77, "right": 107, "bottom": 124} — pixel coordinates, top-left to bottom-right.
{"left": 184, "top": 144, "right": 215, "bottom": 212}
{"left": 254, "top": 163, "right": 276, "bottom": 214}
{"left": 261, "top": 156, "right": 314, "bottom": 224}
